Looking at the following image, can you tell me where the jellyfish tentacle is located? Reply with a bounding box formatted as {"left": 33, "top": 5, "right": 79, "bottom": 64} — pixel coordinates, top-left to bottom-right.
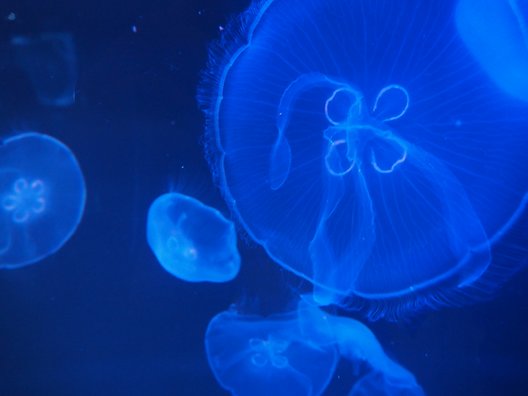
{"left": 310, "top": 165, "right": 376, "bottom": 304}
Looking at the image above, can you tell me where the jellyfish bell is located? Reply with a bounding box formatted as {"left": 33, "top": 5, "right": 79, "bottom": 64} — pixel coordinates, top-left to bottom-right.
{"left": 146, "top": 192, "right": 240, "bottom": 283}
{"left": 205, "top": 299, "right": 425, "bottom": 396}
{"left": 205, "top": 306, "right": 339, "bottom": 396}
{"left": 199, "top": 0, "right": 528, "bottom": 318}
{"left": 0, "top": 132, "right": 86, "bottom": 268}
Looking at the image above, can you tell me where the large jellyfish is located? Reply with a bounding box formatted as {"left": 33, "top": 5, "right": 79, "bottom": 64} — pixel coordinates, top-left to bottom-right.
{"left": 0, "top": 132, "right": 86, "bottom": 268}
{"left": 198, "top": 0, "right": 528, "bottom": 317}
{"left": 146, "top": 192, "right": 240, "bottom": 282}
{"left": 205, "top": 301, "right": 424, "bottom": 395}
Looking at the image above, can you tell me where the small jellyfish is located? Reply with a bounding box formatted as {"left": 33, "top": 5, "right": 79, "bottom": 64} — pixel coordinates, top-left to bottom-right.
{"left": 199, "top": 0, "right": 528, "bottom": 318}
{"left": 456, "top": 0, "right": 528, "bottom": 102}
{"left": 205, "top": 307, "right": 339, "bottom": 396}
{"left": 11, "top": 33, "right": 77, "bottom": 107}
{"left": 0, "top": 132, "right": 86, "bottom": 268}
{"left": 297, "top": 300, "right": 425, "bottom": 396}
{"left": 146, "top": 193, "right": 240, "bottom": 283}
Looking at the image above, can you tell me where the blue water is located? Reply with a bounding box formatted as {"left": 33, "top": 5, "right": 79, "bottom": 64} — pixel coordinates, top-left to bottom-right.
{"left": 0, "top": 0, "right": 527, "bottom": 395}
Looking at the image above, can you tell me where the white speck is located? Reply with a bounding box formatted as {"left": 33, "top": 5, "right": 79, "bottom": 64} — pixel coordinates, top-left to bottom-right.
{"left": 219, "top": 25, "right": 224, "bottom": 32}
{"left": 131, "top": 25, "right": 137, "bottom": 33}
{"left": 7, "top": 12, "right": 16, "bottom": 21}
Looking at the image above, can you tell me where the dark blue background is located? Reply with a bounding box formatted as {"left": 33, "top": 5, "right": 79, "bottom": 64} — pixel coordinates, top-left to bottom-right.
{"left": 0, "top": 1, "right": 527, "bottom": 395}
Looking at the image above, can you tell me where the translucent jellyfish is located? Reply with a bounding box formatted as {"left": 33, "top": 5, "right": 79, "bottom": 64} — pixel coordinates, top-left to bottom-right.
{"left": 198, "top": 0, "right": 528, "bottom": 317}
{"left": 11, "top": 33, "right": 77, "bottom": 107}
{"left": 205, "top": 300, "right": 424, "bottom": 396}
{"left": 146, "top": 193, "right": 240, "bottom": 282}
{"left": 0, "top": 132, "right": 86, "bottom": 268}
{"left": 456, "top": 0, "right": 528, "bottom": 102}
{"left": 298, "top": 300, "right": 425, "bottom": 396}
{"left": 205, "top": 307, "right": 339, "bottom": 396}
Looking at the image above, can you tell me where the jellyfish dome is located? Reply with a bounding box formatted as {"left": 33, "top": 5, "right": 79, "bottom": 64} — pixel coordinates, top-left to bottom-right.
{"left": 205, "top": 307, "right": 338, "bottom": 396}
{"left": 146, "top": 193, "right": 240, "bottom": 283}
{"left": 0, "top": 132, "right": 86, "bottom": 268}
{"left": 199, "top": 0, "right": 528, "bottom": 315}
{"left": 205, "top": 300, "right": 424, "bottom": 396}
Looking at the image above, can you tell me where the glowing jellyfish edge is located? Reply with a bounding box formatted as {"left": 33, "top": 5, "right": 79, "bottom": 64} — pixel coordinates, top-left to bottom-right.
{"left": 147, "top": 192, "right": 240, "bottom": 283}
{"left": 0, "top": 132, "right": 86, "bottom": 269}
{"left": 198, "top": 0, "right": 528, "bottom": 319}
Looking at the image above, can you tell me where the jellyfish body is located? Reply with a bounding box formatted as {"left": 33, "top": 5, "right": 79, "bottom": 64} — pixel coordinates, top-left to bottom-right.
{"left": 146, "top": 193, "right": 240, "bottom": 283}
{"left": 205, "top": 308, "right": 339, "bottom": 396}
{"left": 199, "top": 0, "right": 528, "bottom": 316}
{"left": 456, "top": 0, "right": 528, "bottom": 102}
{"left": 206, "top": 301, "right": 424, "bottom": 396}
{"left": 11, "top": 33, "right": 77, "bottom": 107}
{"left": 0, "top": 132, "right": 86, "bottom": 268}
